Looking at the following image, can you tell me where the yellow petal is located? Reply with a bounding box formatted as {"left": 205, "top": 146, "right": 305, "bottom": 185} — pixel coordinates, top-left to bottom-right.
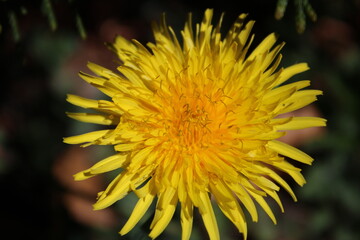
{"left": 237, "top": 18, "right": 254, "bottom": 48}
{"left": 79, "top": 71, "right": 119, "bottom": 97}
{"left": 114, "top": 142, "right": 140, "bottom": 152}
{"left": 87, "top": 62, "right": 119, "bottom": 79}
{"left": 271, "top": 63, "right": 309, "bottom": 88}
{"left": 94, "top": 172, "right": 134, "bottom": 210}
{"left": 128, "top": 147, "right": 154, "bottom": 168}
{"left": 262, "top": 188, "right": 284, "bottom": 212}
{"left": 118, "top": 66, "right": 148, "bottom": 89}
{"left": 66, "top": 94, "right": 122, "bottom": 115}
{"left": 63, "top": 130, "right": 111, "bottom": 145}
{"left": 247, "top": 33, "right": 277, "bottom": 61}
{"left": 248, "top": 190, "right": 276, "bottom": 224}
{"left": 120, "top": 181, "right": 155, "bottom": 235}
{"left": 210, "top": 180, "right": 247, "bottom": 238}
{"left": 274, "top": 117, "right": 327, "bottom": 130}
{"left": 230, "top": 182, "right": 258, "bottom": 222}
{"left": 111, "top": 35, "right": 138, "bottom": 62}
{"left": 273, "top": 161, "right": 306, "bottom": 186}
{"left": 144, "top": 137, "right": 161, "bottom": 146}
{"left": 277, "top": 90, "right": 323, "bottom": 114}
{"left": 112, "top": 94, "right": 155, "bottom": 116}
{"left": 255, "top": 176, "right": 280, "bottom": 192}
{"left": 66, "top": 112, "right": 119, "bottom": 125}
{"left": 66, "top": 94, "right": 98, "bottom": 109}
{"left": 263, "top": 80, "right": 310, "bottom": 103}
{"left": 267, "top": 140, "right": 313, "bottom": 164}
{"left": 180, "top": 196, "right": 194, "bottom": 240}
{"left": 149, "top": 188, "right": 178, "bottom": 239}
{"left": 198, "top": 191, "right": 220, "bottom": 240}
{"left": 258, "top": 164, "right": 297, "bottom": 201}
{"left": 73, "top": 153, "right": 129, "bottom": 180}
{"left": 260, "top": 43, "right": 285, "bottom": 76}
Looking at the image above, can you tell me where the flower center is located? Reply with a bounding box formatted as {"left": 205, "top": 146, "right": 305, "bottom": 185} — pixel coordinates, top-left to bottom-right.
{"left": 164, "top": 95, "right": 206, "bottom": 149}
{"left": 177, "top": 102, "right": 211, "bottom": 146}
{"left": 159, "top": 86, "right": 231, "bottom": 153}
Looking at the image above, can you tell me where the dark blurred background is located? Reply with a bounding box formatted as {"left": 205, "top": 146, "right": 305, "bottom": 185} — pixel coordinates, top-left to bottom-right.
{"left": 1, "top": 0, "right": 360, "bottom": 239}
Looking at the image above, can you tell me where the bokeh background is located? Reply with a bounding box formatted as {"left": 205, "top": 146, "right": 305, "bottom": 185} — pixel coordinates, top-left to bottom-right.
{"left": 1, "top": 0, "right": 359, "bottom": 239}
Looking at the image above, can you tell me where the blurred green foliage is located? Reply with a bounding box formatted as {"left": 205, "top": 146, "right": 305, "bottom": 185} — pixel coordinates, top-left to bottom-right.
{"left": 0, "top": 0, "right": 86, "bottom": 42}
{"left": 275, "top": 0, "right": 317, "bottom": 33}
{"left": 1, "top": 0, "right": 360, "bottom": 239}
{"left": 1, "top": 0, "right": 316, "bottom": 44}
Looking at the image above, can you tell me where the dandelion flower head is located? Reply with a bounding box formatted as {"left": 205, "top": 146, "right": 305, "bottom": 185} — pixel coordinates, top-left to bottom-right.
{"left": 64, "top": 9, "right": 326, "bottom": 240}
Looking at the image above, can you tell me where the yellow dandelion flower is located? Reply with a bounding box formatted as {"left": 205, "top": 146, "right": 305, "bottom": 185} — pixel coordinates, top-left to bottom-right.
{"left": 64, "top": 9, "right": 326, "bottom": 240}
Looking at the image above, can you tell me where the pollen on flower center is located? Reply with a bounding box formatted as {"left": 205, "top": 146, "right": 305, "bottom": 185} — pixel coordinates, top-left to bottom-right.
{"left": 177, "top": 101, "right": 210, "bottom": 144}
{"left": 161, "top": 84, "right": 231, "bottom": 152}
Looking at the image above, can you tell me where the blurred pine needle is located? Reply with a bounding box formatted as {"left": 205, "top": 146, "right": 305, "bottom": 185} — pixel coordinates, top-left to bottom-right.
{"left": 75, "top": 13, "right": 87, "bottom": 39}
{"left": 42, "top": 0, "right": 57, "bottom": 31}
{"left": 1, "top": 0, "right": 87, "bottom": 42}
{"left": 275, "top": 0, "right": 318, "bottom": 33}
{"left": 8, "top": 10, "right": 20, "bottom": 42}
